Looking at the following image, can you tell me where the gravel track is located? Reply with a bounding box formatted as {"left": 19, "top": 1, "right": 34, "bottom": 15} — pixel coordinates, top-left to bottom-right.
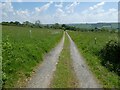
{"left": 26, "top": 32, "right": 101, "bottom": 88}
{"left": 66, "top": 32, "right": 101, "bottom": 88}
{"left": 26, "top": 33, "right": 65, "bottom": 88}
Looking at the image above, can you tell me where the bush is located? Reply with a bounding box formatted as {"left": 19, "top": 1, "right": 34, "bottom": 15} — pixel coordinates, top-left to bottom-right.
{"left": 99, "top": 40, "right": 120, "bottom": 75}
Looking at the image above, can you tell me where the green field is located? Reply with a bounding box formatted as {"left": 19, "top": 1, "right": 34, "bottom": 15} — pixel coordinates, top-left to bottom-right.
{"left": 2, "top": 25, "right": 119, "bottom": 88}
{"left": 68, "top": 31, "right": 119, "bottom": 88}
{"left": 2, "top": 25, "right": 63, "bottom": 88}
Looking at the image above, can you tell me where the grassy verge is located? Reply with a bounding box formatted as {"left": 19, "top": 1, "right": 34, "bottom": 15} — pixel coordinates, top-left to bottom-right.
{"left": 50, "top": 33, "right": 78, "bottom": 88}
{"left": 68, "top": 31, "right": 119, "bottom": 88}
{"left": 0, "top": 25, "right": 2, "bottom": 89}
{"left": 2, "top": 25, "right": 63, "bottom": 88}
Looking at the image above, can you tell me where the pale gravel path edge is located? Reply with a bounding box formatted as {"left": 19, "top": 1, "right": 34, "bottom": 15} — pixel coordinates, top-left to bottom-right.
{"left": 26, "top": 32, "right": 65, "bottom": 88}
{"left": 66, "top": 32, "right": 102, "bottom": 88}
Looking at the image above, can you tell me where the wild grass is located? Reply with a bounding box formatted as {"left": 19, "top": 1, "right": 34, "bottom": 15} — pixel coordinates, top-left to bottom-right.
{"left": 2, "top": 25, "right": 63, "bottom": 88}
{"left": 0, "top": 56, "right": 1, "bottom": 89}
{"left": 68, "top": 31, "right": 119, "bottom": 88}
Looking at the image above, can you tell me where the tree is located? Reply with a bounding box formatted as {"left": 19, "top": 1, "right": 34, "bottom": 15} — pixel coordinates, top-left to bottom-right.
{"left": 10, "top": 21, "right": 14, "bottom": 25}
{"left": 2, "top": 22, "right": 9, "bottom": 25}
{"left": 44, "top": 24, "right": 50, "bottom": 29}
{"left": 62, "top": 24, "right": 66, "bottom": 29}
{"left": 23, "top": 21, "right": 29, "bottom": 25}
{"left": 35, "top": 20, "right": 42, "bottom": 28}
{"left": 23, "top": 21, "right": 33, "bottom": 26}
{"left": 54, "top": 23, "right": 60, "bottom": 29}
{"left": 14, "top": 21, "right": 20, "bottom": 25}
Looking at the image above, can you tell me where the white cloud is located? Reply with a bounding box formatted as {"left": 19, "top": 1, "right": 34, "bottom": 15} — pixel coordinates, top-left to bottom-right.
{"left": 0, "top": 3, "right": 2, "bottom": 9}
{"left": 16, "top": 9, "right": 29, "bottom": 17}
{"left": 1, "top": 1, "right": 118, "bottom": 24}
{"left": 4, "top": 0, "right": 12, "bottom": 2}
{"left": 2, "top": 2, "right": 14, "bottom": 12}
{"left": 53, "top": 8, "right": 66, "bottom": 23}
{"left": 35, "top": 1, "right": 53, "bottom": 12}
{"left": 80, "top": 1, "right": 118, "bottom": 23}
{"left": 2, "top": 2, "right": 15, "bottom": 21}
{"left": 82, "top": 2, "right": 106, "bottom": 15}
{"left": 16, "top": 0, "right": 23, "bottom": 2}
{"left": 2, "top": 1, "right": 54, "bottom": 23}
{"left": 82, "top": 7, "right": 118, "bottom": 23}
{"left": 2, "top": 2, "right": 31, "bottom": 22}
{"left": 35, "top": 7, "right": 41, "bottom": 12}
{"left": 56, "top": 8, "right": 65, "bottom": 16}
{"left": 89, "top": 2, "right": 105, "bottom": 10}
{"left": 55, "top": 2, "right": 63, "bottom": 8}
{"left": 53, "top": 1, "right": 117, "bottom": 24}
{"left": 65, "top": 2, "right": 80, "bottom": 13}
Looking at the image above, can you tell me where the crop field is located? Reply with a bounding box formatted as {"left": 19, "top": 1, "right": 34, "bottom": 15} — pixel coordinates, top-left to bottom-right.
{"left": 2, "top": 25, "right": 63, "bottom": 88}
{"left": 68, "top": 31, "right": 119, "bottom": 88}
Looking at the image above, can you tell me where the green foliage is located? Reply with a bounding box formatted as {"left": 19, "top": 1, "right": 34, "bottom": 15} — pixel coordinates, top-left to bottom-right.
{"left": 68, "top": 31, "right": 119, "bottom": 88}
{"left": 61, "top": 24, "right": 78, "bottom": 31}
{"left": 2, "top": 25, "right": 63, "bottom": 88}
{"left": 52, "top": 23, "right": 61, "bottom": 29}
{"left": 99, "top": 40, "right": 120, "bottom": 75}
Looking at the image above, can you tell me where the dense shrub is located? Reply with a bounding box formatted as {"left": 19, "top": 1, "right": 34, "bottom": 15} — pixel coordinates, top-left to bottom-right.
{"left": 100, "top": 40, "right": 120, "bottom": 75}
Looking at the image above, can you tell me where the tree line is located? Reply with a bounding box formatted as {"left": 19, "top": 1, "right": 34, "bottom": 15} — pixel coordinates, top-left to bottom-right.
{"left": 1, "top": 20, "right": 42, "bottom": 28}
{"left": 1, "top": 20, "right": 80, "bottom": 31}
{"left": 0, "top": 20, "right": 118, "bottom": 33}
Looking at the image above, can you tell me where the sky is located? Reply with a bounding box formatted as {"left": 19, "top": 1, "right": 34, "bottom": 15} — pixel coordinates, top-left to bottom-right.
{"left": 0, "top": 0, "right": 119, "bottom": 24}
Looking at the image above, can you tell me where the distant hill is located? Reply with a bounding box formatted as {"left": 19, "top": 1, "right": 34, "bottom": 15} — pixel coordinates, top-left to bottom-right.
{"left": 68, "top": 23, "right": 118, "bottom": 30}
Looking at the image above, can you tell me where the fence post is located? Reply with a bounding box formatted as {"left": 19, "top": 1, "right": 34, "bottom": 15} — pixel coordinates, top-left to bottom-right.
{"left": 29, "top": 30, "right": 31, "bottom": 38}
{"left": 95, "top": 37, "right": 96, "bottom": 44}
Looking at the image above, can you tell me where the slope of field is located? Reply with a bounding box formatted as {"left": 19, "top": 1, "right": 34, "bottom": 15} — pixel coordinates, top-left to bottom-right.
{"left": 2, "top": 25, "right": 63, "bottom": 88}
{"left": 68, "top": 31, "right": 119, "bottom": 88}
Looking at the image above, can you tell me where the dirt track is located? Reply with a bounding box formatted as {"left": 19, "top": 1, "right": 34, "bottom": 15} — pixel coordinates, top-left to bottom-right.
{"left": 26, "top": 32, "right": 101, "bottom": 88}
{"left": 66, "top": 32, "right": 101, "bottom": 88}
{"left": 26, "top": 33, "right": 65, "bottom": 88}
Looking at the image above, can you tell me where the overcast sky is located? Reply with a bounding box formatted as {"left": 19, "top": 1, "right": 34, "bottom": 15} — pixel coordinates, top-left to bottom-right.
{"left": 0, "top": 0, "right": 119, "bottom": 24}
